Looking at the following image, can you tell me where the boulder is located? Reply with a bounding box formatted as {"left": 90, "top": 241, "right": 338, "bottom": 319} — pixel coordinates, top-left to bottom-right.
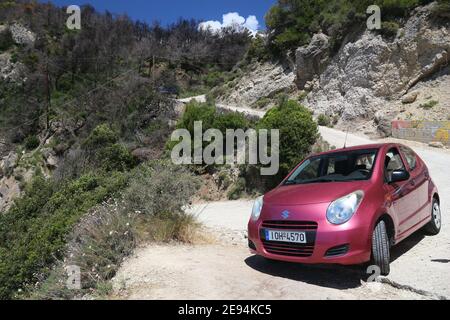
{"left": 429, "top": 141, "right": 444, "bottom": 148}
{"left": 295, "top": 33, "right": 330, "bottom": 89}
{"left": 0, "top": 151, "right": 18, "bottom": 175}
{"left": 9, "top": 23, "right": 35, "bottom": 45}
{"left": 402, "top": 91, "right": 419, "bottom": 104}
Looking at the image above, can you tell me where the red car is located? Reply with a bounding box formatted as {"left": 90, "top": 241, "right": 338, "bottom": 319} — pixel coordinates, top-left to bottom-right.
{"left": 248, "top": 143, "right": 441, "bottom": 275}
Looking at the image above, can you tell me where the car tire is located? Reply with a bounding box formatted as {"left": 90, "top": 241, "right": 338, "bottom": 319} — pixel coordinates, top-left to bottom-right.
{"left": 372, "top": 220, "right": 390, "bottom": 276}
{"left": 424, "top": 199, "right": 441, "bottom": 235}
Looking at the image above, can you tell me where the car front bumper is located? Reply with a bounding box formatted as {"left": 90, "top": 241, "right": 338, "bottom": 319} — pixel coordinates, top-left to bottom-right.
{"left": 247, "top": 202, "right": 372, "bottom": 265}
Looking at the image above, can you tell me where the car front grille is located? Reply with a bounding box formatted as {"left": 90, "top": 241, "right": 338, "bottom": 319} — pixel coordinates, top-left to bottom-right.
{"left": 262, "top": 220, "right": 318, "bottom": 230}
{"left": 260, "top": 220, "right": 318, "bottom": 257}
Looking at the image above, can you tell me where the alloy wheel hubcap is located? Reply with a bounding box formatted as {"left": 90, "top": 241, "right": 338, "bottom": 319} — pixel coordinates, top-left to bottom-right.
{"left": 433, "top": 203, "right": 441, "bottom": 229}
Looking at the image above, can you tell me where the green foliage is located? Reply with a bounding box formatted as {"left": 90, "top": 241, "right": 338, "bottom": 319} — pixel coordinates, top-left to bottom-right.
{"left": 99, "top": 144, "right": 137, "bottom": 172}
{"left": 24, "top": 135, "right": 40, "bottom": 150}
{"left": 122, "top": 160, "right": 201, "bottom": 217}
{"left": 246, "top": 35, "right": 271, "bottom": 61}
{"left": 83, "top": 124, "right": 118, "bottom": 149}
{"left": 0, "top": 28, "right": 14, "bottom": 51}
{"left": 257, "top": 99, "right": 318, "bottom": 184}
{"left": 176, "top": 101, "right": 216, "bottom": 134}
{"left": 227, "top": 178, "right": 246, "bottom": 200}
{"left": 420, "top": 100, "right": 438, "bottom": 109}
{"left": 380, "top": 21, "right": 400, "bottom": 37}
{"left": 82, "top": 124, "right": 136, "bottom": 172}
{"left": 432, "top": 0, "right": 450, "bottom": 17}
{"left": 317, "top": 114, "right": 331, "bottom": 127}
{"left": 169, "top": 101, "right": 251, "bottom": 168}
{"left": 0, "top": 171, "right": 128, "bottom": 299}
{"left": 265, "top": 0, "right": 426, "bottom": 54}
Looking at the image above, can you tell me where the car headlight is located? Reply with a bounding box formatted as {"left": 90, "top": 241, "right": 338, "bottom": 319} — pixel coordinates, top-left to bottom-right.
{"left": 251, "top": 196, "right": 264, "bottom": 221}
{"left": 326, "top": 191, "right": 364, "bottom": 225}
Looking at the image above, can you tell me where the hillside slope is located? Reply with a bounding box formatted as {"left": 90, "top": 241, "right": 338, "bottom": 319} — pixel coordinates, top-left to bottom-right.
{"left": 217, "top": 3, "right": 450, "bottom": 136}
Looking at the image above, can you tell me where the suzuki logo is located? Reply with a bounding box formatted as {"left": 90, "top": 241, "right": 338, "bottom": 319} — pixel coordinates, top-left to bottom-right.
{"left": 281, "top": 210, "right": 290, "bottom": 220}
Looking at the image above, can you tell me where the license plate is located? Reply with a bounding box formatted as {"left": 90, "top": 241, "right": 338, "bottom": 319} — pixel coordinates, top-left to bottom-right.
{"left": 265, "top": 229, "right": 306, "bottom": 244}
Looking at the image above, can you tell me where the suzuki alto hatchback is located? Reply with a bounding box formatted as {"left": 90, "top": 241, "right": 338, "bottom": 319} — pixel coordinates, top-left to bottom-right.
{"left": 248, "top": 143, "right": 441, "bottom": 275}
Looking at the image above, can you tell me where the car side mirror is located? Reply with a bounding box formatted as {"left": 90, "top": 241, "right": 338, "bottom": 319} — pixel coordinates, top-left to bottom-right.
{"left": 389, "top": 170, "right": 410, "bottom": 183}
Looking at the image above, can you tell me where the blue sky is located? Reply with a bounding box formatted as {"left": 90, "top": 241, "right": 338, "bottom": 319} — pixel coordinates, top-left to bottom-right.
{"left": 50, "top": 0, "right": 276, "bottom": 30}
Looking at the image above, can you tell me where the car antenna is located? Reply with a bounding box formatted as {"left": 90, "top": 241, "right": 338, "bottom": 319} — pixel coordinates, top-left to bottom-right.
{"left": 343, "top": 127, "right": 349, "bottom": 149}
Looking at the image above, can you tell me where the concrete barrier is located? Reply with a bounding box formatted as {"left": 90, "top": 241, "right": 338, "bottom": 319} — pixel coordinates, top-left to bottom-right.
{"left": 392, "top": 121, "right": 450, "bottom": 146}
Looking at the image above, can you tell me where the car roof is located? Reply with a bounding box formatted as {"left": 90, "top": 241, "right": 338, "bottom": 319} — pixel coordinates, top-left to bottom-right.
{"left": 311, "top": 143, "right": 397, "bottom": 157}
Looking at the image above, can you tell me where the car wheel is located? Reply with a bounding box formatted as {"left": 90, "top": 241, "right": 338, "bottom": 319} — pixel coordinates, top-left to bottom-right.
{"left": 424, "top": 199, "right": 441, "bottom": 235}
{"left": 372, "top": 220, "right": 390, "bottom": 276}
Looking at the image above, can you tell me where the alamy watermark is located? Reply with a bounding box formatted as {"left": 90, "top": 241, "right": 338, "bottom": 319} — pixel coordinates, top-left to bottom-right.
{"left": 66, "top": 5, "right": 81, "bottom": 30}
{"left": 65, "top": 265, "right": 81, "bottom": 290}
{"left": 367, "top": 5, "right": 382, "bottom": 30}
{"left": 170, "top": 121, "right": 280, "bottom": 176}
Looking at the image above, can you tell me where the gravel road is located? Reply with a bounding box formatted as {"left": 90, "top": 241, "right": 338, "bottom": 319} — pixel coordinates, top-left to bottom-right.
{"left": 113, "top": 101, "right": 449, "bottom": 300}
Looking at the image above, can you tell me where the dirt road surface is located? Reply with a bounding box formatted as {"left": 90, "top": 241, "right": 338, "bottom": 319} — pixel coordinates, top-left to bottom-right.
{"left": 113, "top": 102, "right": 449, "bottom": 300}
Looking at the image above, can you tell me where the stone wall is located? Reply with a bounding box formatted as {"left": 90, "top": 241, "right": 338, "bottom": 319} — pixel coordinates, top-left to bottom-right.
{"left": 392, "top": 121, "right": 450, "bottom": 146}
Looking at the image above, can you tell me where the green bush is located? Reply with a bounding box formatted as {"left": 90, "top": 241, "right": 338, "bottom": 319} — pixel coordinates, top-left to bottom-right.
{"left": 24, "top": 135, "right": 40, "bottom": 150}
{"left": 420, "top": 100, "right": 438, "bottom": 110}
{"left": 317, "top": 114, "right": 331, "bottom": 127}
{"left": 264, "top": 0, "right": 425, "bottom": 54}
{"left": 99, "top": 143, "right": 137, "bottom": 172}
{"left": 122, "top": 160, "right": 201, "bottom": 217}
{"left": 246, "top": 35, "right": 271, "bottom": 62}
{"left": 83, "top": 124, "right": 118, "bottom": 149}
{"left": 0, "top": 171, "right": 128, "bottom": 299}
{"left": 432, "top": 0, "right": 450, "bottom": 18}
{"left": 227, "top": 178, "right": 246, "bottom": 200}
{"left": 257, "top": 99, "right": 318, "bottom": 187}
{"left": 176, "top": 101, "right": 216, "bottom": 134}
{"left": 169, "top": 101, "right": 251, "bottom": 168}
{"left": 380, "top": 21, "right": 400, "bottom": 37}
{"left": 0, "top": 28, "right": 14, "bottom": 51}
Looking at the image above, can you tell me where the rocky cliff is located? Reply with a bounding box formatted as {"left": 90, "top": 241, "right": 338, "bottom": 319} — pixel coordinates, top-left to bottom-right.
{"left": 218, "top": 3, "right": 449, "bottom": 136}
{"left": 302, "top": 3, "right": 449, "bottom": 133}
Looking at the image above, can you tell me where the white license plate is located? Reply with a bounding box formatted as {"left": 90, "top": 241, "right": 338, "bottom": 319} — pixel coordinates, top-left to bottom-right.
{"left": 265, "top": 229, "right": 306, "bottom": 244}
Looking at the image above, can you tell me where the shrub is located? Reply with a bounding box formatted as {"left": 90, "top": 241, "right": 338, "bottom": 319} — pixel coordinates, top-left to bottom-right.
{"left": 0, "top": 171, "right": 128, "bottom": 299}
{"left": 227, "top": 178, "right": 246, "bottom": 200}
{"left": 257, "top": 99, "right": 318, "bottom": 187}
{"left": 0, "top": 28, "right": 14, "bottom": 51}
{"left": 380, "top": 21, "right": 400, "bottom": 38}
{"left": 24, "top": 135, "right": 40, "bottom": 150}
{"left": 98, "top": 144, "right": 137, "bottom": 172}
{"left": 83, "top": 124, "right": 118, "bottom": 150}
{"left": 420, "top": 100, "right": 438, "bottom": 110}
{"left": 175, "top": 101, "right": 216, "bottom": 134}
{"left": 122, "top": 160, "right": 201, "bottom": 217}
{"left": 317, "top": 114, "right": 331, "bottom": 127}
{"left": 432, "top": 0, "right": 450, "bottom": 18}
{"left": 212, "top": 112, "right": 250, "bottom": 133}
{"left": 246, "top": 35, "right": 271, "bottom": 62}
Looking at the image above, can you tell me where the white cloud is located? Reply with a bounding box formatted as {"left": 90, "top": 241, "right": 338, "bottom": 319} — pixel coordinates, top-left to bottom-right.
{"left": 199, "top": 12, "right": 260, "bottom": 35}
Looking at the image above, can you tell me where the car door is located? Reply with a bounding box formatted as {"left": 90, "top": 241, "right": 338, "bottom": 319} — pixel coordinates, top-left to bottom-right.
{"left": 384, "top": 147, "right": 417, "bottom": 236}
{"left": 399, "top": 146, "right": 430, "bottom": 222}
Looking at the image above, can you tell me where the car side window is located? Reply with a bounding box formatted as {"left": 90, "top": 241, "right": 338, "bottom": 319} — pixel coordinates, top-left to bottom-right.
{"left": 400, "top": 146, "right": 417, "bottom": 171}
{"left": 384, "top": 148, "right": 406, "bottom": 182}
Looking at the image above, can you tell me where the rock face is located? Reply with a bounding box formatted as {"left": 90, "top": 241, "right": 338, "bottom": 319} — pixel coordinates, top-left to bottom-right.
{"left": 295, "top": 32, "right": 330, "bottom": 88}
{"left": 0, "top": 53, "right": 26, "bottom": 82}
{"left": 218, "top": 62, "right": 296, "bottom": 107}
{"left": 9, "top": 23, "right": 36, "bottom": 45}
{"left": 303, "top": 3, "right": 450, "bottom": 124}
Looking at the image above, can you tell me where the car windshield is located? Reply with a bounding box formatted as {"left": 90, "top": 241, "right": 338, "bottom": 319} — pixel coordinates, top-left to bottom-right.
{"left": 285, "top": 149, "right": 378, "bottom": 185}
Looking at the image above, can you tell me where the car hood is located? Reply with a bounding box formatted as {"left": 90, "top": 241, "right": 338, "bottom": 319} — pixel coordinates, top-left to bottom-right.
{"left": 264, "top": 181, "right": 370, "bottom": 206}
